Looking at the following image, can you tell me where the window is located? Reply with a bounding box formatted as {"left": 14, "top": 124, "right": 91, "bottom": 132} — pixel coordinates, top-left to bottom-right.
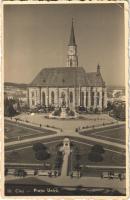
{"left": 86, "top": 92, "right": 88, "bottom": 106}
{"left": 32, "top": 99, "right": 35, "bottom": 106}
{"left": 91, "top": 92, "right": 94, "bottom": 106}
{"left": 42, "top": 92, "right": 46, "bottom": 105}
{"left": 70, "top": 92, "right": 73, "bottom": 103}
{"left": 80, "top": 91, "right": 84, "bottom": 106}
{"left": 31, "top": 91, "right": 34, "bottom": 98}
{"left": 51, "top": 91, "right": 55, "bottom": 105}
{"left": 97, "top": 92, "right": 100, "bottom": 106}
{"left": 102, "top": 92, "right": 104, "bottom": 107}
{"left": 70, "top": 59, "right": 72, "bottom": 67}
{"left": 61, "top": 92, "right": 66, "bottom": 106}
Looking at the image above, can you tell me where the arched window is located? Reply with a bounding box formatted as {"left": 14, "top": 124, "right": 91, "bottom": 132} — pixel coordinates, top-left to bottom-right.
{"left": 102, "top": 92, "right": 104, "bottom": 108}
{"left": 51, "top": 91, "right": 55, "bottom": 105}
{"left": 97, "top": 92, "right": 100, "bottom": 106}
{"left": 86, "top": 92, "right": 88, "bottom": 106}
{"left": 70, "top": 59, "right": 72, "bottom": 67}
{"left": 61, "top": 92, "right": 66, "bottom": 107}
{"left": 91, "top": 91, "right": 94, "bottom": 106}
{"left": 80, "top": 91, "right": 84, "bottom": 106}
{"left": 42, "top": 92, "right": 46, "bottom": 105}
{"left": 70, "top": 92, "right": 73, "bottom": 103}
{"left": 31, "top": 91, "right": 34, "bottom": 98}
{"left": 32, "top": 99, "right": 35, "bottom": 106}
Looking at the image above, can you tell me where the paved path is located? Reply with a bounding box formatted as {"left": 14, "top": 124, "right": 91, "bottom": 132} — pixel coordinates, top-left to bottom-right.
{"left": 5, "top": 162, "right": 125, "bottom": 169}
{"left": 5, "top": 118, "right": 60, "bottom": 134}
{"left": 5, "top": 130, "right": 125, "bottom": 150}
{"left": 70, "top": 139, "right": 125, "bottom": 155}
{"left": 84, "top": 165, "right": 125, "bottom": 169}
{"left": 5, "top": 139, "right": 62, "bottom": 152}
{"left": 61, "top": 153, "right": 69, "bottom": 177}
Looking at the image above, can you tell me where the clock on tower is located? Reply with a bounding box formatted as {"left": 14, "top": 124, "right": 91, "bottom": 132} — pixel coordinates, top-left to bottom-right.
{"left": 67, "top": 19, "right": 78, "bottom": 67}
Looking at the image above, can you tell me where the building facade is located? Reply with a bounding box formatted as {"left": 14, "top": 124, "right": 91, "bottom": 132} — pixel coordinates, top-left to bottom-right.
{"left": 28, "top": 21, "right": 107, "bottom": 111}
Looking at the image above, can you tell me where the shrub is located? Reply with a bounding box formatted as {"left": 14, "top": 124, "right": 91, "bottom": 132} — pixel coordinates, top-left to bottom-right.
{"left": 91, "top": 144, "right": 105, "bottom": 154}
{"left": 68, "top": 110, "right": 75, "bottom": 116}
{"left": 66, "top": 107, "right": 70, "bottom": 113}
{"left": 53, "top": 109, "right": 61, "bottom": 116}
{"left": 33, "top": 142, "right": 47, "bottom": 152}
{"left": 35, "top": 151, "right": 50, "bottom": 161}
{"left": 88, "top": 151, "right": 103, "bottom": 162}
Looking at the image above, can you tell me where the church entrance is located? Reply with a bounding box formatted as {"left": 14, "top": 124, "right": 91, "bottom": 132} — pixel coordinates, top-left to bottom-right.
{"left": 61, "top": 92, "right": 66, "bottom": 107}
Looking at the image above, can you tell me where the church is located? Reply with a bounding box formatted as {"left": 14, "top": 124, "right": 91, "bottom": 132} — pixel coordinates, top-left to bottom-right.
{"left": 28, "top": 21, "right": 107, "bottom": 111}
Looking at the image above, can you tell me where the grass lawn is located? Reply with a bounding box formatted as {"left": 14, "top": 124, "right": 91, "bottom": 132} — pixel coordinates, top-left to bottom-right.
{"left": 80, "top": 125, "right": 126, "bottom": 144}
{"left": 5, "top": 141, "right": 63, "bottom": 169}
{"left": 5, "top": 177, "right": 52, "bottom": 185}
{"left": 4, "top": 120, "right": 56, "bottom": 142}
{"left": 70, "top": 141, "right": 125, "bottom": 169}
{"left": 5, "top": 138, "right": 125, "bottom": 170}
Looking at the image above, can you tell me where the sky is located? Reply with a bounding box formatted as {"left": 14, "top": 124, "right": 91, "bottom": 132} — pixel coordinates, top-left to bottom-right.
{"left": 4, "top": 3, "right": 125, "bottom": 86}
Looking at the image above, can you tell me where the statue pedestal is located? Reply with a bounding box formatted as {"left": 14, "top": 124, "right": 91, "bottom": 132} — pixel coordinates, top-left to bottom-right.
{"left": 60, "top": 107, "right": 67, "bottom": 119}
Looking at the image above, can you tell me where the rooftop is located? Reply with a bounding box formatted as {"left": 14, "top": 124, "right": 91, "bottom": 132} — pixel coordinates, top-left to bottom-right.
{"left": 30, "top": 67, "right": 105, "bottom": 87}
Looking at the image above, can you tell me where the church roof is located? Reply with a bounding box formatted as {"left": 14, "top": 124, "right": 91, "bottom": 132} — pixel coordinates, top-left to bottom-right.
{"left": 30, "top": 67, "right": 105, "bottom": 87}
{"left": 69, "top": 20, "right": 76, "bottom": 46}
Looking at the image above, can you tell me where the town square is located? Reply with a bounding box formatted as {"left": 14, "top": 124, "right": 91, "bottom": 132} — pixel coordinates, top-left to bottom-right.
{"left": 3, "top": 2, "right": 127, "bottom": 196}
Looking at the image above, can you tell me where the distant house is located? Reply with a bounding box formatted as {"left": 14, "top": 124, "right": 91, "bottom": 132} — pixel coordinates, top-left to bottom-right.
{"left": 4, "top": 83, "right": 28, "bottom": 104}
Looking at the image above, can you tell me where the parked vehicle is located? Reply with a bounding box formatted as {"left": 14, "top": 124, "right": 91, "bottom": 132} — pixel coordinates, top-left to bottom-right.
{"left": 25, "top": 169, "right": 35, "bottom": 176}
{"left": 7, "top": 169, "right": 15, "bottom": 175}
{"left": 71, "top": 171, "right": 81, "bottom": 178}
{"left": 38, "top": 170, "right": 50, "bottom": 176}
{"left": 101, "top": 171, "right": 125, "bottom": 180}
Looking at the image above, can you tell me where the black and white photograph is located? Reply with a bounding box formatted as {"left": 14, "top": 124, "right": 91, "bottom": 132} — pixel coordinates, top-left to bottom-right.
{"left": 3, "top": 1, "right": 128, "bottom": 197}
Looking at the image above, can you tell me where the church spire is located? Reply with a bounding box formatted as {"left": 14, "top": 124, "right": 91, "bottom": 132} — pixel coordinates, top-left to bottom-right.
{"left": 69, "top": 19, "right": 76, "bottom": 46}
{"left": 67, "top": 19, "right": 78, "bottom": 67}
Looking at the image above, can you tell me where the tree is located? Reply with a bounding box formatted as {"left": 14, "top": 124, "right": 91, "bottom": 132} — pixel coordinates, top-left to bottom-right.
{"left": 68, "top": 110, "right": 75, "bottom": 116}
{"left": 53, "top": 109, "right": 61, "bottom": 116}
{"left": 32, "top": 142, "right": 50, "bottom": 162}
{"left": 35, "top": 151, "right": 50, "bottom": 161}
{"left": 55, "top": 151, "right": 63, "bottom": 169}
{"left": 88, "top": 151, "right": 103, "bottom": 162}
{"left": 107, "top": 101, "right": 113, "bottom": 111}
{"left": 113, "top": 103, "right": 125, "bottom": 121}
{"left": 4, "top": 97, "right": 16, "bottom": 117}
{"left": 33, "top": 142, "right": 47, "bottom": 152}
{"left": 91, "top": 144, "right": 105, "bottom": 154}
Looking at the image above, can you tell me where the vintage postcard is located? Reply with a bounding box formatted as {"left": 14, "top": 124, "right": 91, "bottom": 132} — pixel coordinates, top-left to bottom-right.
{"left": 1, "top": 1, "right": 129, "bottom": 198}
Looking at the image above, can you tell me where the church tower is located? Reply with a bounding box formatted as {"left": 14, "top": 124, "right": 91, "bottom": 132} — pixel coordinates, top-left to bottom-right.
{"left": 67, "top": 19, "right": 78, "bottom": 67}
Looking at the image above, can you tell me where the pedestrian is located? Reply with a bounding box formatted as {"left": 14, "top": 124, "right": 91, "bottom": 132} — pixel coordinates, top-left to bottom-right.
{"left": 50, "top": 171, "right": 52, "bottom": 177}
{"left": 40, "top": 124, "right": 41, "bottom": 128}
{"left": 54, "top": 170, "right": 57, "bottom": 177}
